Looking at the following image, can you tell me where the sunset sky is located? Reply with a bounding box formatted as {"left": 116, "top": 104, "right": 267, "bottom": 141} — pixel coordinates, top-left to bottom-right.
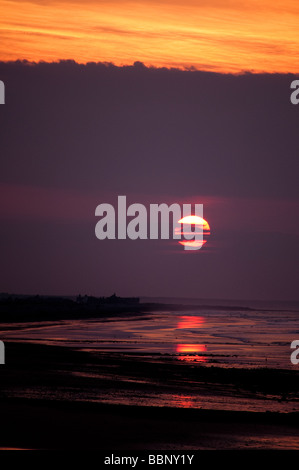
{"left": 1, "top": 0, "right": 299, "bottom": 72}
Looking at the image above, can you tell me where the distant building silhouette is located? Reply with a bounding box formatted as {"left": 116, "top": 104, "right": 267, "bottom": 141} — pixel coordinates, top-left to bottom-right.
{"left": 76, "top": 294, "right": 139, "bottom": 305}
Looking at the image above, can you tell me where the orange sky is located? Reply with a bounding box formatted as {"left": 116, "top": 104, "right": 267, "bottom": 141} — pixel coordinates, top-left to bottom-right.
{"left": 1, "top": 0, "right": 299, "bottom": 73}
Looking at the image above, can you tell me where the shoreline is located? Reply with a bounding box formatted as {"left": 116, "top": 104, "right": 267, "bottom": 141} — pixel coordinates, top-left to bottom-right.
{"left": 1, "top": 295, "right": 295, "bottom": 324}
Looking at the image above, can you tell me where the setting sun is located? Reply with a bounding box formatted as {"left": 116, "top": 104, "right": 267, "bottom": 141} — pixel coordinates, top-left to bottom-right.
{"left": 178, "top": 216, "right": 210, "bottom": 232}
{"left": 176, "top": 215, "right": 210, "bottom": 249}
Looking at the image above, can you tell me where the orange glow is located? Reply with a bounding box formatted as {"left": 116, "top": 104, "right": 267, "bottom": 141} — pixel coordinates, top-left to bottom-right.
{"left": 176, "top": 344, "right": 207, "bottom": 362}
{"left": 177, "top": 315, "right": 204, "bottom": 329}
{"left": 177, "top": 355, "right": 207, "bottom": 363}
{"left": 169, "top": 395, "right": 195, "bottom": 408}
{"left": 179, "top": 239, "right": 206, "bottom": 249}
{"left": 176, "top": 344, "right": 206, "bottom": 353}
{"left": 0, "top": 0, "right": 299, "bottom": 73}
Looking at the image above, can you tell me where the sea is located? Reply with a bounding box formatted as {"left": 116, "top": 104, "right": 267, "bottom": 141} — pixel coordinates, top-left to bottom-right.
{"left": 1, "top": 297, "right": 298, "bottom": 370}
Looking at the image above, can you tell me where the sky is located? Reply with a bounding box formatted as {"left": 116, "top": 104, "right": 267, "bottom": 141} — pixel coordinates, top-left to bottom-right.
{"left": 1, "top": 0, "right": 299, "bottom": 73}
{"left": 0, "top": 2, "right": 299, "bottom": 301}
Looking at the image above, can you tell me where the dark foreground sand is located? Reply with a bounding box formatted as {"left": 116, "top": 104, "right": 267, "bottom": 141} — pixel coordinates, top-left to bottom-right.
{"left": 0, "top": 341, "right": 298, "bottom": 450}
{"left": 1, "top": 399, "right": 299, "bottom": 450}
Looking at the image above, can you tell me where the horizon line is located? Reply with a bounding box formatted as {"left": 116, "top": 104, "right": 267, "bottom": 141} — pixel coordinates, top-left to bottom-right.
{"left": 1, "top": 59, "right": 298, "bottom": 77}
{"left": 1, "top": 292, "right": 299, "bottom": 304}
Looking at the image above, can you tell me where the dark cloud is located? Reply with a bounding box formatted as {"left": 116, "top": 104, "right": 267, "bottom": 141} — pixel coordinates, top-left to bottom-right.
{"left": 0, "top": 61, "right": 298, "bottom": 299}
{"left": 1, "top": 61, "right": 298, "bottom": 198}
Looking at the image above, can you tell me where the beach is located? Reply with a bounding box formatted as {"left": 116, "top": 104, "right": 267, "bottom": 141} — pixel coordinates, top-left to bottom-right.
{"left": 0, "top": 341, "right": 298, "bottom": 450}
{"left": 1, "top": 398, "right": 299, "bottom": 450}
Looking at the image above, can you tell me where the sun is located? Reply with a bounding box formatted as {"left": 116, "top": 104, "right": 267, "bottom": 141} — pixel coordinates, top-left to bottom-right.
{"left": 178, "top": 215, "right": 210, "bottom": 231}
{"left": 177, "top": 215, "right": 210, "bottom": 249}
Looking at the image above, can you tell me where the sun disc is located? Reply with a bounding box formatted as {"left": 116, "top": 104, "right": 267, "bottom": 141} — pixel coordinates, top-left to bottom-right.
{"left": 178, "top": 215, "right": 210, "bottom": 231}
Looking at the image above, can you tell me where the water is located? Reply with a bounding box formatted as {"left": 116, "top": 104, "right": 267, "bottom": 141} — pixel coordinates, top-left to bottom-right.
{"left": 1, "top": 300, "right": 299, "bottom": 412}
{"left": 1, "top": 301, "right": 298, "bottom": 369}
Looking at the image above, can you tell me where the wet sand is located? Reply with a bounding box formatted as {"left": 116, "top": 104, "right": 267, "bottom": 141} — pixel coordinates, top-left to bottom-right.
{"left": 1, "top": 398, "right": 299, "bottom": 450}
{"left": 0, "top": 341, "right": 298, "bottom": 450}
